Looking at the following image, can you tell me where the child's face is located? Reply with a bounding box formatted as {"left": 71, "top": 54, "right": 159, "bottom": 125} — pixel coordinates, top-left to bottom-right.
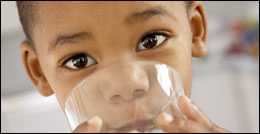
{"left": 21, "top": 2, "right": 207, "bottom": 109}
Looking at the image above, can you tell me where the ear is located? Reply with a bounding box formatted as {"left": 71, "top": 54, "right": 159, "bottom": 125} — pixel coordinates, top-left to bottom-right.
{"left": 20, "top": 41, "right": 54, "bottom": 96}
{"left": 189, "top": 1, "right": 208, "bottom": 57}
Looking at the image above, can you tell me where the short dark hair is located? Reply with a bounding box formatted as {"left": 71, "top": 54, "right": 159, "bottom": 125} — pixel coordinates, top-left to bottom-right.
{"left": 17, "top": 1, "right": 37, "bottom": 44}
{"left": 17, "top": 1, "right": 192, "bottom": 44}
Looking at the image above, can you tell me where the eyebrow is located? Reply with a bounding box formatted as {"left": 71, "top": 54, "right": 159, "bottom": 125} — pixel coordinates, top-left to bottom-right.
{"left": 49, "top": 31, "right": 91, "bottom": 52}
{"left": 125, "top": 6, "right": 175, "bottom": 25}
{"left": 48, "top": 6, "right": 174, "bottom": 52}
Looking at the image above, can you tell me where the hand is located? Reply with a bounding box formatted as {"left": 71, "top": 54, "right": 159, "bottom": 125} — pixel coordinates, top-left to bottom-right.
{"left": 73, "top": 116, "right": 103, "bottom": 133}
{"left": 72, "top": 116, "right": 140, "bottom": 133}
{"left": 155, "top": 95, "right": 229, "bottom": 133}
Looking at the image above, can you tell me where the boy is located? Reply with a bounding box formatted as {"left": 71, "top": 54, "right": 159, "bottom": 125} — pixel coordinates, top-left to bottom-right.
{"left": 17, "top": 1, "right": 228, "bottom": 132}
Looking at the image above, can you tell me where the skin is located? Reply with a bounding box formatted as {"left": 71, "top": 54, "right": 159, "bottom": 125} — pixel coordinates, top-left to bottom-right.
{"left": 20, "top": 1, "right": 228, "bottom": 133}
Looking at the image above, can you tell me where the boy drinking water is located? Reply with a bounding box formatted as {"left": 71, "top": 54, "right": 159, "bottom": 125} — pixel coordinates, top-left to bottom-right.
{"left": 17, "top": 1, "right": 228, "bottom": 132}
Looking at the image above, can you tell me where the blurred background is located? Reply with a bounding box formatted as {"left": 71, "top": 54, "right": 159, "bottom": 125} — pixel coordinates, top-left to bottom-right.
{"left": 1, "top": 1, "right": 259, "bottom": 133}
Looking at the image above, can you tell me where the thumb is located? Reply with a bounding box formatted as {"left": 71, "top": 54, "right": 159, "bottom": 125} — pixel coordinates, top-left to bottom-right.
{"left": 73, "top": 116, "right": 103, "bottom": 133}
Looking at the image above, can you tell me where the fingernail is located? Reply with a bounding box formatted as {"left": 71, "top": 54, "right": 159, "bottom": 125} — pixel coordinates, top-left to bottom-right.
{"left": 88, "top": 116, "right": 102, "bottom": 126}
{"left": 161, "top": 112, "right": 173, "bottom": 123}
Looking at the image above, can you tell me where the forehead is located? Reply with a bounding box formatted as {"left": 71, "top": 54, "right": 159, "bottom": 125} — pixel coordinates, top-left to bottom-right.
{"left": 36, "top": 1, "right": 185, "bottom": 15}
{"left": 35, "top": 1, "right": 186, "bottom": 27}
{"left": 33, "top": 2, "right": 187, "bottom": 50}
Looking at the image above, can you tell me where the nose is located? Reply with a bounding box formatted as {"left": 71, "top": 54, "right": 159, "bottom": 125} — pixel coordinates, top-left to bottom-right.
{"left": 99, "top": 64, "right": 149, "bottom": 104}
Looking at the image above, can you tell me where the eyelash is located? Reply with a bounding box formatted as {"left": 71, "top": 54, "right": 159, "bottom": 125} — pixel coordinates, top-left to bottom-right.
{"left": 60, "top": 53, "right": 97, "bottom": 71}
{"left": 60, "top": 30, "right": 172, "bottom": 71}
{"left": 136, "top": 30, "right": 171, "bottom": 52}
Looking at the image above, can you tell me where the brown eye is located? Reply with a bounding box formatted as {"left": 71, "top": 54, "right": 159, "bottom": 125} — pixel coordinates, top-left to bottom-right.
{"left": 137, "top": 32, "right": 168, "bottom": 51}
{"left": 64, "top": 53, "right": 96, "bottom": 70}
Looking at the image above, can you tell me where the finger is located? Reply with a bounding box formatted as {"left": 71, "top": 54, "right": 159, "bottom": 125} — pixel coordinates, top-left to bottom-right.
{"left": 73, "top": 116, "right": 103, "bottom": 133}
{"left": 155, "top": 96, "right": 229, "bottom": 133}
{"left": 179, "top": 120, "right": 229, "bottom": 133}
{"left": 169, "top": 101, "right": 187, "bottom": 120}
{"left": 128, "top": 130, "right": 140, "bottom": 133}
{"left": 155, "top": 112, "right": 192, "bottom": 133}
{"left": 179, "top": 120, "right": 230, "bottom": 133}
{"left": 154, "top": 98, "right": 186, "bottom": 133}
{"left": 178, "top": 120, "right": 212, "bottom": 133}
{"left": 178, "top": 96, "right": 211, "bottom": 127}
{"left": 154, "top": 112, "right": 179, "bottom": 132}
{"left": 155, "top": 112, "right": 212, "bottom": 133}
{"left": 211, "top": 124, "right": 230, "bottom": 133}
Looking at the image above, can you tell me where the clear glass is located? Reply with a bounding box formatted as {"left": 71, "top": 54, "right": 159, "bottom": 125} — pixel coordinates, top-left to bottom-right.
{"left": 64, "top": 61, "right": 185, "bottom": 132}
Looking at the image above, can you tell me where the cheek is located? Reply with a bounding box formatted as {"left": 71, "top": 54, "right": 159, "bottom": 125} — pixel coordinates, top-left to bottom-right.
{"left": 49, "top": 79, "right": 73, "bottom": 109}
{"left": 48, "top": 74, "right": 87, "bottom": 109}
{"left": 145, "top": 34, "right": 192, "bottom": 96}
{"left": 38, "top": 57, "right": 80, "bottom": 109}
{"left": 168, "top": 49, "right": 192, "bottom": 96}
{"left": 173, "top": 35, "right": 192, "bottom": 96}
